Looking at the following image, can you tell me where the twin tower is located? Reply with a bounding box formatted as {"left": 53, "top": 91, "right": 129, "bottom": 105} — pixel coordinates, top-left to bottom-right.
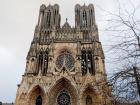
{"left": 38, "top": 4, "right": 95, "bottom": 29}
{"left": 15, "top": 4, "right": 112, "bottom": 105}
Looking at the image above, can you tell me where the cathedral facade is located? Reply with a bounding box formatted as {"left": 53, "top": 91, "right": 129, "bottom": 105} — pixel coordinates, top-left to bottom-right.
{"left": 15, "top": 4, "right": 112, "bottom": 105}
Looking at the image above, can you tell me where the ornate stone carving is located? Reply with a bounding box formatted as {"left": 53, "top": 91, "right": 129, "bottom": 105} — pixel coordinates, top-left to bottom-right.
{"left": 15, "top": 3, "right": 113, "bottom": 105}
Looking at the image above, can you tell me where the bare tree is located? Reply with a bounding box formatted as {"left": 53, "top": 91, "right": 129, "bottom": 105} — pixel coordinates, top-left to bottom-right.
{"left": 103, "top": 0, "right": 140, "bottom": 104}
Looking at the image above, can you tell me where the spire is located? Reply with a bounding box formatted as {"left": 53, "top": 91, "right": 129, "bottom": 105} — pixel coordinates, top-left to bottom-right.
{"left": 84, "top": 3, "right": 86, "bottom": 7}
{"left": 62, "top": 18, "right": 71, "bottom": 29}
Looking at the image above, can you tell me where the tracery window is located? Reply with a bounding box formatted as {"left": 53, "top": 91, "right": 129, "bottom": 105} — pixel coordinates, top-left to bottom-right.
{"left": 57, "top": 90, "right": 71, "bottom": 105}
{"left": 56, "top": 54, "right": 64, "bottom": 69}
{"left": 36, "top": 95, "right": 42, "bottom": 105}
{"left": 65, "top": 53, "right": 74, "bottom": 70}
{"left": 56, "top": 51, "right": 74, "bottom": 71}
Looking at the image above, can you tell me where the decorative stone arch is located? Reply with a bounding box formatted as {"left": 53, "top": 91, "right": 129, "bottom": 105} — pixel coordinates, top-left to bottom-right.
{"left": 55, "top": 45, "right": 77, "bottom": 57}
{"left": 57, "top": 47, "right": 75, "bottom": 56}
{"left": 48, "top": 77, "right": 78, "bottom": 105}
{"left": 80, "top": 85, "right": 100, "bottom": 105}
{"left": 27, "top": 85, "right": 48, "bottom": 105}
{"left": 16, "top": 93, "right": 27, "bottom": 105}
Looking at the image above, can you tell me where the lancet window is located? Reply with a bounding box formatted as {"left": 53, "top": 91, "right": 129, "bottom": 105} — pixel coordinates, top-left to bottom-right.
{"left": 76, "top": 9, "right": 80, "bottom": 26}
{"left": 42, "top": 51, "right": 48, "bottom": 75}
{"left": 89, "top": 9, "right": 93, "bottom": 27}
{"left": 36, "top": 95, "right": 42, "bottom": 105}
{"left": 46, "top": 10, "right": 51, "bottom": 27}
{"left": 83, "top": 31, "right": 90, "bottom": 41}
{"left": 83, "top": 10, "right": 87, "bottom": 27}
{"left": 38, "top": 52, "right": 43, "bottom": 72}
{"left": 37, "top": 50, "right": 49, "bottom": 75}
{"left": 81, "top": 49, "right": 95, "bottom": 75}
{"left": 54, "top": 9, "right": 57, "bottom": 25}
{"left": 86, "top": 95, "right": 92, "bottom": 105}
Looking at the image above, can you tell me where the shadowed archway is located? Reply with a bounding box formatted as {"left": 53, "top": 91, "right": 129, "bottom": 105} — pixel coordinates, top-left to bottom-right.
{"left": 81, "top": 86, "right": 100, "bottom": 105}
{"left": 27, "top": 85, "right": 47, "bottom": 105}
{"left": 48, "top": 77, "right": 78, "bottom": 105}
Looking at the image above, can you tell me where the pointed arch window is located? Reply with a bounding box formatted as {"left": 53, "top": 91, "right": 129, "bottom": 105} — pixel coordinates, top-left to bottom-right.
{"left": 37, "top": 50, "right": 49, "bottom": 75}
{"left": 81, "top": 50, "right": 87, "bottom": 75}
{"left": 83, "top": 10, "right": 87, "bottom": 27}
{"left": 47, "top": 10, "right": 51, "bottom": 27}
{"left": 95, "top": 57, "right": 99, "bottom": 71}
{"left": 91, "top": 9, "right": 93, "bottom": 25}
{"left": 38, "top": 52, "right": 43, "bottom": 73}
{"left": 88, "top": 50, "right": 94, "bottom": 75}
{"left": 76, "top": 9, "right": 80, "bottom": 26}
{"left": 54, "top": 9, "right": 57, "bottom": 25}
{"left": 86, "top": 95, "right": 92, "bottom": 105}
{"left": 36, "top": 95, "right": 42, "bottom": 105}
{"left": 81, "top": 49, "right": 95, "bottom": 75}
{"left": 42, "top": 51, "right": 49, "bottom": 75}
{"left": 83, "top": 30, "right": 90, "bottom": 41}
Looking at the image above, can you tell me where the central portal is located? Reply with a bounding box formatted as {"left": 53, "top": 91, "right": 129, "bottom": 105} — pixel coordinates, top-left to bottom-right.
{"left": 49, "top": 78, "right": 77, "bottom": 105}
{"left": 57, "top": 90, "right": 71, "bottom": 105}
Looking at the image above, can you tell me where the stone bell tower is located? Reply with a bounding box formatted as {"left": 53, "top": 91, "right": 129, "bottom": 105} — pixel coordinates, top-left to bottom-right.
{"left": 15, "top": 3, "right": 112, "bottom": 105}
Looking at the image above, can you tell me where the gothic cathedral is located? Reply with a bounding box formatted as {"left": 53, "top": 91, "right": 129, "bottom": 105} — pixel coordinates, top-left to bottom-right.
{"left": 15, "top": 4, "right": 112, "bottom": 105}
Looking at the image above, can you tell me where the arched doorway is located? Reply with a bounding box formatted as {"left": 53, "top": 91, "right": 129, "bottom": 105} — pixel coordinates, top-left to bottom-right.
{"left": 48, "top": 78, "right": 77, "bottom": 105}
{"left": 81, "top": 86, "right": 100, "bottom": 105}
{"left": 28, "top": 85, "right": 46, "bottom": 105}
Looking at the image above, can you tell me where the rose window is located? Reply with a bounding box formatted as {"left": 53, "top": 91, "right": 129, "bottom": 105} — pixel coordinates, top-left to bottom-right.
{"left": 57, "top": 90, "right": 71, "bottom": 105}
{"left": 56, "top": 51, "right": 74, "bottom": 71}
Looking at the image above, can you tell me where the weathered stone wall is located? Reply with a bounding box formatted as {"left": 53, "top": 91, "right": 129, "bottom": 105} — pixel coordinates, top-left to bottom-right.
{"left": 15, "top": 3, "right": 113, "bottom": 105}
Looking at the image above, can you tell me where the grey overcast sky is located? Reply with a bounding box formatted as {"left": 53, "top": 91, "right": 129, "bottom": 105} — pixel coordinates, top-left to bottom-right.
{"left": 0, "top": 0, "right": 139, "bottom": 103}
